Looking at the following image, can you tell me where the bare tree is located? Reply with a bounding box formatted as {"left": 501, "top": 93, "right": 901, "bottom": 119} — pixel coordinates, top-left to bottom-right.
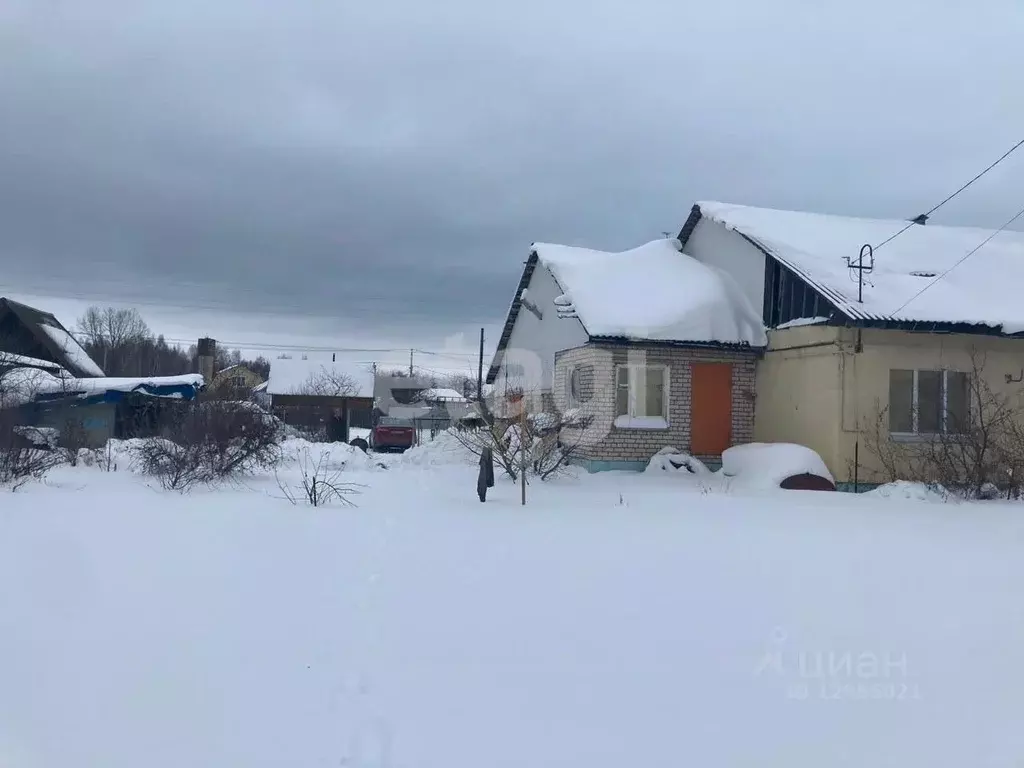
{"left": 76, "top": 306, "right": 200, "bottom": 377}
{"left": 77, "top": 306, "right": 150, "bottom": 348}
{"left": 434, "top": 370, "right": 476, "bottom": 398}
{"left": 297, "top": 367, "right": 360, "bottom": 397}
{"left": 450, "top": 393, "right": 591, "bottom": 482}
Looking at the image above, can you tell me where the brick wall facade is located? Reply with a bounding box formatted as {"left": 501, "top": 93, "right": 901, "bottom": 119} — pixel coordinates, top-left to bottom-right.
{"left": 552, "top": 342, "right": 758, "bottom": 464}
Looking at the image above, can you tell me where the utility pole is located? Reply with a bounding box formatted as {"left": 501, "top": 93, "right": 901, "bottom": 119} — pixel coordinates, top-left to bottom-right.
{"left": 520, "top": 397, "right": 527, "bottom": 506}
{"left": 409, "top": 349, "right": 414, "bottom": 377}
{"left": 477, "top": 328, "right": 484, "bottom": 402}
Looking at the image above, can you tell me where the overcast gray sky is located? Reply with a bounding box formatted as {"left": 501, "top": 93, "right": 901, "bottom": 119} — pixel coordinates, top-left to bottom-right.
{"left": 2, "top": 0, "right": 1023, "bottom": 358}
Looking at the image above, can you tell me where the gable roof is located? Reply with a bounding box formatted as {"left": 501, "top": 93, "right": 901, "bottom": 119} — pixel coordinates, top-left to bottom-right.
{"left": 536, "top": 238, "right": 765, "bottom": 345}
{"left": 266, "top": 357, "right": 375, "bottom": 398}
{"left": 486, "top": 255, "right": 539, "bottom": 384}
{"left": 684, "top": 202, "right": 1024, "bottom": 333}
{"left": 417, "top": 387, "right": 467, "bottom": 403}
{"left": 0, "top": 298, "right": 105, "bottom": 377}
{"left": 486, "top": 239, "right": 766, "bottom": 383}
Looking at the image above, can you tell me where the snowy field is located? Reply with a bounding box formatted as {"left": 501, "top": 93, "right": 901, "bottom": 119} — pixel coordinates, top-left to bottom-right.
{"left": 3, "top": 437, "right": 1024, "bottom": 767}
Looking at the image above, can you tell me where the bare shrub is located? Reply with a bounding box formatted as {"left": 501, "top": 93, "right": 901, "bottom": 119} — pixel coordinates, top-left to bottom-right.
{"left": 0, "top": 413, "right": 64, "bottom": 490}
{"left": 856, "top": 406, "right": 927, "bottom": 485}
{"left": 138, "top": 400, "right": 282, "bottom": 491}
{"left": 0, "top": 354, "right": 67, "bottom": 488}
{"left": 277, "top": 448, "right": 360, "bottom": 507}
{"left": 57, "top": 416, "right": 91, "bottom": 467}
{"left": 137, "top": 437, "right": 206, "bottom": 491}
{"left": 861, "top": 353, "right": 1024, "bottom": 499}
{"left": 79, "top": 441, "right": 119, "bottom": 472}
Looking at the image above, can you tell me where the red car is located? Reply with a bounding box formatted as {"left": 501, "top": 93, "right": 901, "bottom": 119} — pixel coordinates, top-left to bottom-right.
{"left": 370, "top": 416, "right": 416, "bottom": 453}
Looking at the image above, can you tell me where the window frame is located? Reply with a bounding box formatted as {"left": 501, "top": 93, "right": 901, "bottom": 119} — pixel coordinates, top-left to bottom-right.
{"left": 613, "top": 363, "right": 670, "bottom": 429}
{"left": 889, "top": 368, "right": 969, "bottom": 438}
{"left": 565, "top": 366, "right": 584, "bottom": 408}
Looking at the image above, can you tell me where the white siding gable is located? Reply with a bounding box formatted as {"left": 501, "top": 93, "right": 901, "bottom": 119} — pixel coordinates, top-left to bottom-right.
{"left": 682, "top": 217, "right": 768, "bottom": 321}
{"left": 495, "top": 263, "right": 588, "bottom": 394}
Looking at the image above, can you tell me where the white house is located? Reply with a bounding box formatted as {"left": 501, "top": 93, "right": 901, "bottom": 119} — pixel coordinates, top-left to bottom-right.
{"left": 487, "top": 238, "right": 766, "bottom": 470}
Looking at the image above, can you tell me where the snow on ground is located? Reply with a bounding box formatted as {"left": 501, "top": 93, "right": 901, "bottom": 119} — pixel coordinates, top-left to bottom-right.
{"left": 865, "top": 480, "right": 951, "bottom": 503}
{"left": 3, "top": 441, "right": 1024, "bottom": 767}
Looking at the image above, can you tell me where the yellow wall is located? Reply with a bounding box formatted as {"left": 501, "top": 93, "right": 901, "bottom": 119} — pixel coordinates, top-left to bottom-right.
{"left": 754, "top": 325, "right": 843, "bottom": 474}
{"left": 210, "top": 366, "right": 264, "bottom": 392}
{"left": 755, "top": 326, "right": 1024, "bottom": 484}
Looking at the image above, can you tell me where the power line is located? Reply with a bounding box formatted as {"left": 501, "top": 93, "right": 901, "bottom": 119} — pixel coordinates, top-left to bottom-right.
{"left": 68, "top": 329, "right": 485, "bottom": 361}
{"left": 875, "top": 134, "right": 1024, "bottom": 251}
{"left": 892, "top": 201, "right": 1024, "bottom": 315}
{"left": 412, "top": 348, "right": 479, "bottom": 360}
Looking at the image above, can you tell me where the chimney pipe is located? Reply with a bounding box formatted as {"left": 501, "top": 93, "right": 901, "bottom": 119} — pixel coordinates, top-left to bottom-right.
{"left": 197, "top": 337, "right": 216, "bottom": 385}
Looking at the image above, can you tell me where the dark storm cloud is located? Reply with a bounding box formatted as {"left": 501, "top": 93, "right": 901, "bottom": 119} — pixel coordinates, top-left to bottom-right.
{"left": 2, "top": 0, "right": 1024, "bottom": 336}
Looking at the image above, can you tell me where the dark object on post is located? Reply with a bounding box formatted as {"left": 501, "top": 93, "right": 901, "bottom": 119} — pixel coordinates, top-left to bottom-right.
{"left": 349, "top": 437, "right": 368, "bottom": 453}
{"left": 779, "top": 473, "right": 837, "bottom": 491}
{"left": 478, "top": 445, "right": 495, "bottom": 502}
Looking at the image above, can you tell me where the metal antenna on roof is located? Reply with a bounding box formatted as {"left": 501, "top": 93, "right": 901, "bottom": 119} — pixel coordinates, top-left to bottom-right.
{"left": 845, "top": 244, "right": 875, "bottom": 303}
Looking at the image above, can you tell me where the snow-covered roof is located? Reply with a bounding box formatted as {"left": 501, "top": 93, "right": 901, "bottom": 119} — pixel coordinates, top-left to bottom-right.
{"left": 51, "top": 373, "right": 205, "bottom": 398}
{"left": 266, "top": 358, "right": 375, "bottom": 398}
{"left": 0, "top": 369, "right": 205, "bottom": 407}
{"left": 532, "top": 238, "right": 767, "bottom": 345}
{"left": 0, "top": 352, "right": 65, "bottom": 371}
{"left": 389, "top": 405, "right": 432, "bottom": 419}
{"left": 0, "top": 298, "right": 105, "bottom": 378}
{"left": 417, "top": 387, "right": 467, "bottom": 403}
{"left": 697, "top": 201, "right": 1024, "bottom": 332}
{"left": 37, "top": 323, "right": 104, "bottom": 377}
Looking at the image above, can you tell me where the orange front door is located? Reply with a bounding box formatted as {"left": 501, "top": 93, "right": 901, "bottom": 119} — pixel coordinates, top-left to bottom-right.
{"left": 690, "top": 363, "right": 733, "bottom": 455}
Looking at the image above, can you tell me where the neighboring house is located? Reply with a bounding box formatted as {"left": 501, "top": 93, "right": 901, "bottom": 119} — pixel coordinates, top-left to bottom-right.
{"left": 0, "top": 298, "right": 105, "bottom": 378}
{"left": 411, "top": 387, "right": 472, "bottom": 433}
{"left": 417, "top": 388, "right": 471, "bottom": 418}
{"left": 2, "top": 368, "right": 205, "bottom": 447}
{"left": 373, "top": 373, "right": 434, "bottom": 416}
{"left": 678, "top": 201, "right": 1024, "bottom": 487}
{"left": 265, "top": 357, "right": 375, "bottom": 442}
{"left": 487, "top": 238, "right": 767, "bottom": 471}
{"left": 209, "top": 364, "right": 265, "bottom": 395}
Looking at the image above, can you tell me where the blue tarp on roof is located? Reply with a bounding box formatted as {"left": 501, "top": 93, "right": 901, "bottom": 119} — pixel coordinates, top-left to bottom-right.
{"left": 33, "top": 381, "right": 202, "bottom": 406}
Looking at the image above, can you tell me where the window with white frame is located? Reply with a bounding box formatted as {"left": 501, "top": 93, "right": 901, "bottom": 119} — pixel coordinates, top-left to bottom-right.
{"left": 564, "top": 365, "right": 591, "bottom": 408}
{"left": 614, "top": 364, "right": 668, "bottom": 428}
{"left": 888, "top": 369, "right": 969, "bottom": 435}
